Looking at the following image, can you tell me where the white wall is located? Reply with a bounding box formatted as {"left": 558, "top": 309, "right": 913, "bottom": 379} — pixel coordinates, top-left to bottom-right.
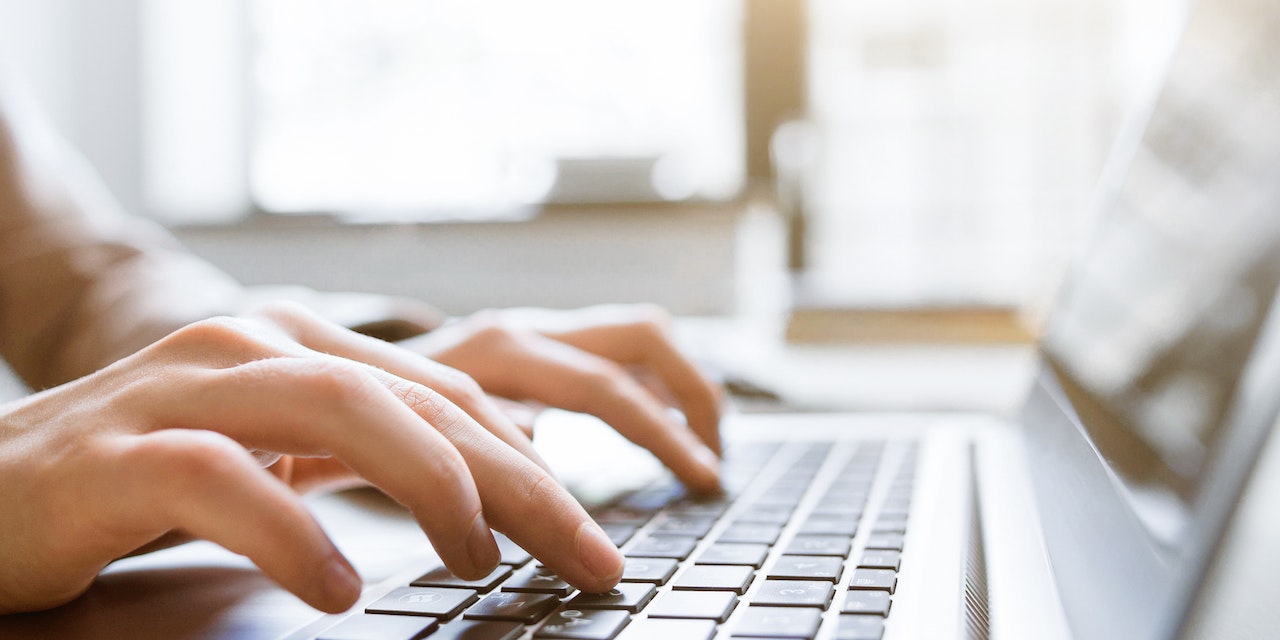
{"left": 0, "top": 0, "right": 146, "bottom": 215}
{"left": 0, "top": 0, "right": 77, "bottom": 132}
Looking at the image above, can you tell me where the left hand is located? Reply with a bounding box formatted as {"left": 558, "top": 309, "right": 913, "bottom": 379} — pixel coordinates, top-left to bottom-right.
{"left": 397, "top": 304, "right": 725, "bottom": 493}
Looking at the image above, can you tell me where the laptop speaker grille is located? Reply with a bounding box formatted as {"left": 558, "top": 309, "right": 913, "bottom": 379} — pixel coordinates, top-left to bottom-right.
{"left": 964, "top": 445, "right": 992, "bottom": 640}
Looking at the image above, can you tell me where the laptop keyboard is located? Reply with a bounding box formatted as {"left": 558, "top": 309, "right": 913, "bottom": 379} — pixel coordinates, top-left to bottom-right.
{"left": 315, "top": 439, "right": 919, "bottom": 640}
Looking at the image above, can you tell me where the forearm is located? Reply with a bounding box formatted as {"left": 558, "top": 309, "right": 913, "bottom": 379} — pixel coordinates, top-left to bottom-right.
{"left": 0, "top": 81, "right": 246, "bottom": 388}
{"left": 0, "top": 79, "right": 447, "bottom": 388}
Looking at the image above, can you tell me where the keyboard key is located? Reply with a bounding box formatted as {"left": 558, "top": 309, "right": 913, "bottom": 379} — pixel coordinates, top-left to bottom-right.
{"left": 833, "top": 469, "right": 876, "bottom": 483}
{"left": 629, "top": 535, "right": 699, "bottom": 560}
{"left": 857, "top": 551, "right": 901, "bottom": 572}
{"left": 809, "top": 504, "right": 864, "bottom": 518}
{"left": 876, "top": 511, "right": 909, "bottom": 523}
{"left": 797, "top": 516, "right": 859, "bottom": 536}
{"left": 568, "top": 583, "right": 657, "bottom": 612}
{"left": 430, "top": 621, "right": 524, "bottom": 640}
{"left": 784, "top": 535, "right": 851, "bottom": 557}
{"left": 594, "top": 508, "right": 650, "bottom": 526}
{"left": 617, "top": 618, "right": 717, "bottom": 640}
{"left": 504, "top": 565, "right": 574, "bottom": 597}
{"left": 365, "top": 587, "right": 478, "bottom": 619}
{"left": 841, "top": 591, "right": 891, "bottom": 616}
{"left": 755, "top": 489, "right": 807, "bottom": 507}
{"left": 836, "top": 614, "right": 885, "bottom": 640}
{"left": 736, "top": 505, "right": 793, "bottom": 524}
{"left": 667, "top": 496, "right": 732, "bottom": 518}
{"left": 864, "top": 533, "right": 905, "bottom": 552}
{"left": 871, "top": 521, "right": 906, "bottom": 535}
{"left": 621, "top": 484, "right": 686, "bottom": 512}
{"left": 884, "top": 488, "right": 913, "bottom": 503}
{"left": 718, "top": 522, "right": 783, "bottom": 545}
{"left": 647, "top": 590, "right": 738, "bottom": 622}
{"left": 411, "top": 565, "right": 513, "bottom": 593}
{"left": 697, "top": 542, "right": 770, "bottom": 568}
{"left": 317, "top": 613, "right": 438, "bottom": 640}
{"left": 621, "top": 557, "right": 679, "bottom": 584}
{"left": 750, "top": 579, "right": 833, "bottom": 609}
{"left": 493, "top": 532, "right": 533, "bottom": 566}
{"left": 672, "top": 564, "right": 755, "bottom": 594}
{"left": 652, "top": 515, "right": 717, "bottom": 537}
{"left": 599, "top": 524, "right": 639, "bottom": 546}
{"left": 731, "top": 606, "right": 823, "bottom": 638}
{"left": 535, "top": 609, "right": 631, "bottom": 640}
{"left": 771, "top": 475, "right": 815, "bottom": 490}
{"left": 823, "top": 486, "right": 871, "bottom": 501}
{"left": 848, "top": 569, "right": 897, "bottom": 594}
{"left": 879, "top": 501, "right": 911, "bottom": 518}
{"left": 883, "top": 486, "right": 909, "bottom": 501}
{"left": 767, "top": 555, "right": 844, "bottom": 582}
{"left": 465, "top": 591, "right": 559, "bottom": 623}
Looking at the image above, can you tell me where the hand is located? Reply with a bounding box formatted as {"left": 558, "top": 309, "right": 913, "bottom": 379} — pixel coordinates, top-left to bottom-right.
{"left": 397, "top": 304, "right": 725, "bottom": 493}
{"left": 0, "top": 303, "right": 624, "bottom": 615}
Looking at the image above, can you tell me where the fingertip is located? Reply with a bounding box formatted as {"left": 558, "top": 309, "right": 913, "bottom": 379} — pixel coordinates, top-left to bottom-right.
{"left": 683, "top": 444, "right": 723, "bottom": 494}
{"left": 317, "top": 556, "right": 362, "bottom": 613}
{"left": 464, "top": 515, "right": 501, "bottom": 579}
{"left": 575, "top": 521, "right": 624, "bottom": 590}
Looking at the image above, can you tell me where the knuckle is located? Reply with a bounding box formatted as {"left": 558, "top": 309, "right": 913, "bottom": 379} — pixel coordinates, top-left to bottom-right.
{"left": 421, "top": 436, "right": 472, "bottom": 488}
{"left": 387, "top": 378, "right": 476, "bottom": 441}
{"left": 435, "top": 366, "right": 486, "bottom": 406}
{"left": 581, "top": 361, "right": 632, "bottom": 399}
{"left": 295, "top": 359, "right": 382, "bottom": 407}
{"left": 467, "top": 314, "right": 519, "bottom": 346}
{"left": 629, "top": 304, "right": 673, "bottom": 333}
{"left": 390, "top": 379, "right": 450, "bottom": 421}
{"left": 520, "top": 469, "right": 559, "bottom": 508}
{"left": 486, "top": 468, "right": 561, "bottom": 532}
{"left": 134, "top": 431, "right": 247, "bottom": 488}
{"left": 249, "top": 300, "right": 315, "bottom": 329}
{"left": 163, "top": 316, "right": 260, "bottom": 352}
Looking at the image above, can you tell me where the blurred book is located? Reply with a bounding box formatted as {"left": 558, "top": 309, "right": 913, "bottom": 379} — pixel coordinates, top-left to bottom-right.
{"left": 785, "top": 280, "right": 1039, "bottom": 344}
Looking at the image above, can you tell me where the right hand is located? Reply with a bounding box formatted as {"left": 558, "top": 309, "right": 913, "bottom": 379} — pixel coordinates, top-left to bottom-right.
{"left": 0, "top": 307, "right": 624, "bottom": 615}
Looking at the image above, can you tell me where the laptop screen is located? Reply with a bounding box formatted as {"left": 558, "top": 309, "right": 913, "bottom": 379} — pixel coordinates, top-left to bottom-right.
{"left": 1039, "top": 0, "right": 1280, "bottom": 545}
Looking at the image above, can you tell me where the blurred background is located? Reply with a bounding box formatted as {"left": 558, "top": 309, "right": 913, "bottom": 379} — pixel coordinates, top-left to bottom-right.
{"left": 0, "top": 0, "right": 1189, "bottom": 319}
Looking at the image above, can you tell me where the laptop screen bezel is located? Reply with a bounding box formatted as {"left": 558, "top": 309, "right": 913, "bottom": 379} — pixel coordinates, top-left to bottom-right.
{"left": 1015, "top": 0, "right": 1280, "bottom": 633}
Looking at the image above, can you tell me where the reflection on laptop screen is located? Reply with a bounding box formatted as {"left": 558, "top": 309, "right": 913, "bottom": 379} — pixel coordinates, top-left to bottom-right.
{"left": 1041, "top": 0, "right": 1280, "bottom": 543}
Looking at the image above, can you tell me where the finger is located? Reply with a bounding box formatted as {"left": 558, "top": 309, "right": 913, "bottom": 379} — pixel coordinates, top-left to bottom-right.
{"left": 611, "top": 335, "right": 724, "bottom": 455}
{"left": 150, "top": 357, "right": 500, "bottom": 580}
{"left": 537, "top": 309, "right": 724, "bottom": 454}
{"left": 475, "top": 334, "right": 721, "bottom": 493}
{"left": 487, "top": 396, "right": 544, "bottom": 439}
{"left": 371, "top": 377, "right": 626, "bottom": 593}
{"left": 264, "top": 454, "right": 370, "bottom": 495}
{"left": 103, "top": 430, "right": 362, "bottom": 613}
{"left": 251, "top": 302, "right": 553, "bottom": 473}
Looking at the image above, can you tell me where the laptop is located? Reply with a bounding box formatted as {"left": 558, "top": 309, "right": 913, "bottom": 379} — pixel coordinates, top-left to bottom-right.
{"left": 273, "top": 0, "right": 1280, "bottom": 638}
{"left": 2, "top": 0, "right": 1278, "bottom": 638}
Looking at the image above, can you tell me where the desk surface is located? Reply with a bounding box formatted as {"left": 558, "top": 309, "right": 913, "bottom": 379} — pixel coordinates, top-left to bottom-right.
{"left": 0, "top": 489, "right": 440, "bottom": 640}
{"left": 679, "top": 316, "right": 1037, "bottom": 416}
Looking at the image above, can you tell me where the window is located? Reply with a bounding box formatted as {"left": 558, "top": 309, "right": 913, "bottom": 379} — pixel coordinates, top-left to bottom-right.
{"left": 248, "top": 0, "right": 743, "bottom": 217}
{"left": 134, "top": 0, "right": 1187, "bottom": 309}
{"left": 801, "top": 0, "right": 1189, "bottom": 306}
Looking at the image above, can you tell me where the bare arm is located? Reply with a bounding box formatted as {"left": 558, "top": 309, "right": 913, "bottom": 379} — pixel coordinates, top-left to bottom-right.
{"left": 0, "top": 75, "right": 721, "bottom": 616}
{"left": 0, "top": 78, "right": 243, "bottom": 388}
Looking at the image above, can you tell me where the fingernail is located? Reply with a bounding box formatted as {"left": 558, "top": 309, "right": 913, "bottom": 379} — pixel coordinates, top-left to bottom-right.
{"left": 695, "top": 445, "right": 722, "bottom": 488}
{"left": 468, "top": 515, "right": 500, "bottom": 575}
{"left": 323, "top": 558, "right": 361, "bottom": 609}
{"left": 577, "top": 521, "right": 624, "bottom": 583}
